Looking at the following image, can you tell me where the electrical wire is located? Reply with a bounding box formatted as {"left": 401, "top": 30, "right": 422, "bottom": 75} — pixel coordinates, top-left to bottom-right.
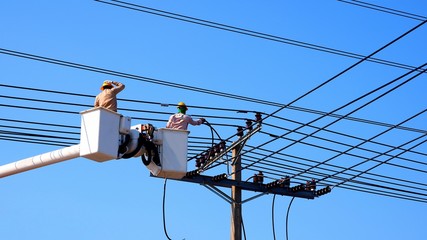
{"left": 237, "top": 61, "right": 427, "bottom": 176}
{"left": 94, "top": 0, "right": 426, "bottom": 73}
{"left": 1, "top": 81, "right": 426, "bottom": 203}
{"left": 260, "top": 121, "right": 427, "bottom": 167}
{"left": 334, "top": 136, "right": 427, "bottom": 188}
{"left": 272, "top": 194, "right": 277, "bottom": 240}
{"left": 229, "top": 20, "right": 427, "bottom": 175}
{"left": 286, "top": 197, "right": 295, "bottom": 240}
{"left": 2, "top": 83, "right": 426, "bottom": 134}
{"left": 338, "top": 0, "right": 427, "bottom": 21}
{"left": 1, "top": 95, "right": 426, "bottom": 184}
{"left": 2, "top": 85, "right": 426, "bottom": 170}
{"left": 162, "top": 178, "right": 172, "bottom": 240}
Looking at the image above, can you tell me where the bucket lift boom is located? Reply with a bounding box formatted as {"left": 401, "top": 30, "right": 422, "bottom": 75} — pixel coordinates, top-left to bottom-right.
{"left": 0, "top": 107, "right": 189, "bottom": 179}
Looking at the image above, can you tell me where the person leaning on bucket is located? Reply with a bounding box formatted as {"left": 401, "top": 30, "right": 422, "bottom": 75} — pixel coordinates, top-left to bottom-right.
{"left": 94, "top": 80, "right": 125, "bottom": 112}
{"left": 166, "top": 102, "right": 205, "bottom": 130}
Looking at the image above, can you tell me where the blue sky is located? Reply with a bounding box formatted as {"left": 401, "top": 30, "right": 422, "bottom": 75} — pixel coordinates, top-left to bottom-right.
{"left": 1, "top": 1, "right": 426, "bottom": 239}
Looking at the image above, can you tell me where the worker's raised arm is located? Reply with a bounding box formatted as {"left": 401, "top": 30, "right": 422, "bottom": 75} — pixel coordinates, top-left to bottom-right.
{"left": 112, "top": 81, "right": 125, "bottom": 93}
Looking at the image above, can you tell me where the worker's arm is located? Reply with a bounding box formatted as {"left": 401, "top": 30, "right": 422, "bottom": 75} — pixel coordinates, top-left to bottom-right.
{"left": 111, "top": 81, "right": 125, "bottom": 93}
{"left": 187, "top": 116, "right": 205, "bottom": 126}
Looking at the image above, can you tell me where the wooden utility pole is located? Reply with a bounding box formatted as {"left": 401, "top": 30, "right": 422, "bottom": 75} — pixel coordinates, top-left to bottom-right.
{"left": 230, "top": 143, "right": 242, "bottom": 240}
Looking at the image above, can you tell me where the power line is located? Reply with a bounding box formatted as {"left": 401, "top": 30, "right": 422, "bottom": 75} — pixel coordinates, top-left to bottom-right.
{"left": 95, "top": 0, "right": 427, "bottom": 73}
{"left": 338, "top": 0, "right": 427, "bottom": 21}
{"left": 0, "top": 48, "right": 288, "bottom": 107}
{"left": 3, "top": 83, "right": 426, "bottom": 134}
{"left": 238, "top": 60, "right": 427, "bottom": 176}
{"left": 1, "top": 112, "right": 424, "bottom": 197}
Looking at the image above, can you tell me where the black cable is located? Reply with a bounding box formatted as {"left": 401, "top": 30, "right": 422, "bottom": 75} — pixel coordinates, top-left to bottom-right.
{"left": 162, "top": 178, "right": 172, "bottom": 240}
{"left": 246, "top": 160, "right": 427, "bottom": 202}
{"left": 255, "top": 130, "right": 427, "bottom": 174}
{"left": 242, "top": 151, "right": 427, "bottom": 193}
{"left": 269, "top": 115, "right": 427, "bottom": 158}
{"left": 334, "top": 136, "right": 427, "bottom": 188}
{"left": 0, "top": 48, "right": 290, "bottom": 107}
{"left": 1, "top": 83, "right": 426, "bottom": 202}
{"left": 338, "top": 0, "right": 427, "bottom": 21}
{"left": 2, "top": 83, "right": 426, "bottom": 134}
{"left": 261, "top": 121, "right": 427, "bottom": 167}
{"left": 230, "top": 20, "right": 427, "bottom": 175}
{"left": 0, "top": 136, "right": 72, "bottom": 147}
{"left": 0, "top": 124, "right": 79, "bottom": 136}
{"left": 241, "top": 214, "right": 247, "bottom": 240}
{"left": 242, "top": 149, "right": 427, "bottom": 192}
{"left": 2, "top": 96, "right": 424, "bottom": 184}
{"left": 316, "top": 108, "right": 427, "bottom": 183}
{"left": 272, "top": 194, "right": 277, "bottom": 240}
{"left": 238, "top": 61, "right": 427, "bottom": 176}
{"left": 94, "top": 0, "right": 426, "bottom": 72}
{"left": 259, "top": 19, "right": 427, "bottom": 124}
{"left": 2, "top": 102, "right": 424, "bottom": 196}
{"left": 0, "top": 117, "right": 80, "bottom": 129}
{"left": 286, "top": 197, "right": 296, "bottom": 240}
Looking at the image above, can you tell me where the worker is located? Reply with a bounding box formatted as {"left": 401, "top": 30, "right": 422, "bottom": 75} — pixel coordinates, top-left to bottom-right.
{"left": 94, "top": 80, "right": 125, "bottom": 112}
{"left": 166, "top": 102, "right": 205, "bottom": 130}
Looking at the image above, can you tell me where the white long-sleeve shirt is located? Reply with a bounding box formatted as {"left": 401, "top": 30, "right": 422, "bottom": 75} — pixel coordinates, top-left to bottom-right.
{"left": 166, "top": 113, "right": 203, "bottom": 130}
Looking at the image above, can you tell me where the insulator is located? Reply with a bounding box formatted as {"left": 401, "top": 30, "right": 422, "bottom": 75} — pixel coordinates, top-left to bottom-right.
{"left": 305, "top": 180, "right": 311, "bottom": 191}
{"left": 202, "top": 152, "right": 209, "bottom": 163}
{"left": 257, "top": 171, "right": 264, "bottom": 183}
{"left": 283, "top": 176, "right": 290, "bottom": 188}
{"left": 215, "top": 144, "right": 221, "bottom": 154}
{"left": 246, "top": 119, "right": 253, "bottom": 131}
{"left": 309, "top": 179, "right": 316, "bottom": 191}
{"left": 237, "top": 126, "right": 244, "bottom": 137}
{"left": 186, "top": 170, "right": 200, "bottom": 177}
{"left": 255, "top": 112, "right": 262, "bottom": 123}
{"left": 316, "top": 186, "right": 331, "bottom": 196}
{"left": 212, "top": 173, "right": 227, "bottom": 182}
{"left": 209, "top": 148, "right": 216, "bottom": 159}
{"left": 252, "top": 174, "right": 259, "bottom": 183}
{"left": 291, "top": 184, "right": 305, "bottom": 192}
{"left": 266, "top": 180, "right": 280, "bottom": 188}
{"left": 220, "top": 141, "right": 226, "bottom": 151}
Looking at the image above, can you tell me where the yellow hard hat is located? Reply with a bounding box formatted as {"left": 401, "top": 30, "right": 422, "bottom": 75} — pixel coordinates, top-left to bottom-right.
{"left": 177, "top": 101, "right": 188, "bottom": 109}
{"left": 100, "top": 80, "right": 113, "bottom": 90}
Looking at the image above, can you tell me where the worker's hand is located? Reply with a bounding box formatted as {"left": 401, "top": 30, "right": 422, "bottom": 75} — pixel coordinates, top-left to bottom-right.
{"left": 200, "top": 118, "right": 206, "bottom": 123}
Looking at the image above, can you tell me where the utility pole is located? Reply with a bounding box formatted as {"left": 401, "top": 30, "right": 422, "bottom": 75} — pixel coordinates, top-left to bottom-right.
{"left": 230, "top": 143, "right": 242, "bottom": 240}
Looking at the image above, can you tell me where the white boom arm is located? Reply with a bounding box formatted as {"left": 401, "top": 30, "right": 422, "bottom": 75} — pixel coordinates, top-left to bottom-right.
{"left": 0, "top": 144, "right": 80, "bottom": 178}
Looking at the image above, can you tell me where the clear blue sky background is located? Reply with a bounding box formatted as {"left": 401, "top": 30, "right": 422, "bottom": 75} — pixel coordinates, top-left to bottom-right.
{"left": 1, "top": 1, "right": 426, "bottom": 239}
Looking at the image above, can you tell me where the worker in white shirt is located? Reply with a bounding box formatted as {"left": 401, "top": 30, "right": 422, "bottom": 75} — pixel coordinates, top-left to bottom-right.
{"left": 166, "top": 102, "right": 205, "bottom": 130}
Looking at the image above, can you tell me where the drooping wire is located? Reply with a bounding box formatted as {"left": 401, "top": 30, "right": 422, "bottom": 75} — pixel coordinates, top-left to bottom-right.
{"left": 203, "top": 119, "right": 231, "bottom": 174}
{"left": 272, "top": 194, "right": 277, "bottom": 240}
{"left": 162, "top": 178, "right": 172, "bottom": 240}
{"left": 286, "top": 197, "right": 296, "bottom": 240}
